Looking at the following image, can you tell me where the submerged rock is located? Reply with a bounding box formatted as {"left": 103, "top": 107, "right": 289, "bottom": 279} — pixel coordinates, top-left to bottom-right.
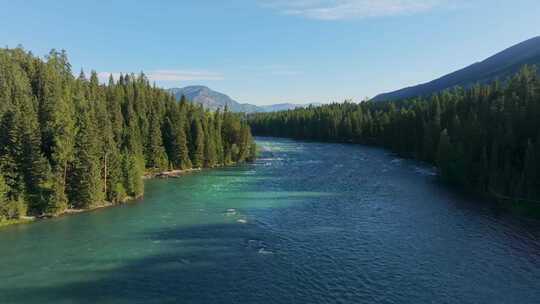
{"left": 258, "top": 248, "right": 274, "bottom": 255}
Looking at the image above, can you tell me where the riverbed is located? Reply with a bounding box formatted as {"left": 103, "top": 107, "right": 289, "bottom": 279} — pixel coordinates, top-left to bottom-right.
{"left": 1, "top": 138, "right": 539, "bottom": 303}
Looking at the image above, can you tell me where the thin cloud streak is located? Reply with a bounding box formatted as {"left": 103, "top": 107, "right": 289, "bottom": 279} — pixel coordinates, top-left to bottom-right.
{"left": 236, "top": 64, "right": 303, "bottom": 76}
{"left": 259, "top": 0, "right": 448, "bottom": 20}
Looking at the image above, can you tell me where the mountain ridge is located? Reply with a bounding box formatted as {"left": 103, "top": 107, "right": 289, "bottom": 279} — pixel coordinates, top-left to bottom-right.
{"left": 372, "top": 36, "right": 540, "bottom": 101}
{"left": 168, "top": 86, "right": 316, "bottom": 112}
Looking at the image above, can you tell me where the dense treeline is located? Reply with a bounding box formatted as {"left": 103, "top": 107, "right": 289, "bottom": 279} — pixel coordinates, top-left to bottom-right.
{"left": 249, "top": 66, "right": 540, "bottom": 204}
{"left": 0, "top": 47, "right": 256, "bottom": 222}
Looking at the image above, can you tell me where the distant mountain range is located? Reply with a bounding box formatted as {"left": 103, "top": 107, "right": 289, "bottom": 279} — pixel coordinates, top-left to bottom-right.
{"left": 168, "top": 86, "right": 317, "bottom": 113}
{"left": 372, "top": 36, "right": 540, "bottom": 101}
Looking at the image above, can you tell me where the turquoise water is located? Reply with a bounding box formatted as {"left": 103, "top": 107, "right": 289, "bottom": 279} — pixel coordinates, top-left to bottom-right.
{"left": 1, "top": 138, "right": 540, "bottom": 303}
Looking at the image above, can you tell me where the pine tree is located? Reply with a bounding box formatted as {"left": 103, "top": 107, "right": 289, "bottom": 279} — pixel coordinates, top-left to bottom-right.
{"left": 0, "top": 111, "right": 25, "bottom": 204}
{"left": 122, "top": 152, "right": 144, "bottom": 198}
{"left": 213, "top": 109, "right": 225, "bottom": 165}
{"left": 436, "top": 130, "right": 452, "bottom": 175}
{"left": 19, "top": 101, "right": 52, "bottom": 213}
{"left": 191, "top": 119, "right": 205, "bottom": 168}
{"left": 38, "top": 53, "right": 76, "bottom": 215}
{"left": 0, "top": 174, "right": 7, "bottom": 204}
{"left": 145, "top": 108, "right": 168, "bottom": 171}
{"left": 178, "top": 120, "right": 192, "bottom": 170}
{"left": 69, "top": 83, "right": 103, "bottom": 209}
{"left": 123, "top": 84, "right": 143, "bottom": 157}
{"left": 237, "top": 123, "right": 252, "bottom": 162}
{"left": 522, "top": 140, "right": 537, "bottom": 199}
{"left": 204, "top": 116, "right": 217, "bottom": 168}
{"left": 248, "top": 142, "right": 258, "bottom": 162}
{"left": 0, "top": 174, "right": 9, "bottom": 220}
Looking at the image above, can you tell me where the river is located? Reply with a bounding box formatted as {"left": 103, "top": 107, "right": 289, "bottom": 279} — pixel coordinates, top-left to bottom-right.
{"left": 1, "top": 138, "right": 540, "bottom": 303}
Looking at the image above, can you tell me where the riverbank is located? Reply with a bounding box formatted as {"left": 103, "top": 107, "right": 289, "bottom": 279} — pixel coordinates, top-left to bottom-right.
{"left": 143, "top": 168, "right": 202, "bottom": 179}
{"left": 0, "top": 199, "right": 134, "bottom": 229}
{"left": 0, "top": 217, "right": 33, "bottom": 228}
{"left": 0, "top": 166, "right": 225, "bottom": 229}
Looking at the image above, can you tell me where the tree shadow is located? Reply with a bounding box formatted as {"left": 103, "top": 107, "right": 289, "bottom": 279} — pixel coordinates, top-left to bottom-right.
{"left": 0, "top": 222, "right": 297, "bottom": 304}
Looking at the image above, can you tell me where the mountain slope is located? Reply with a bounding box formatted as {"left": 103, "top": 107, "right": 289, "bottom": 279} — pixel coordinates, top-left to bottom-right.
{"left": 372, "top": 36, "right": 540, "bottom": 101}
{"left": 168, "top": 86, "right": 315, "bottom": 112}
{"left": 259, "top": 103, "right": 321, "bottom": 112}
{"left": 168, "top": 86, "right": 250, "bottom": 112}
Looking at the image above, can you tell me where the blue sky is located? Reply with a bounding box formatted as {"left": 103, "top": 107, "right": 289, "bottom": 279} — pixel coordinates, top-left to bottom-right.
{"left": 1, "top": 0, "right": 540, "bottom": 105}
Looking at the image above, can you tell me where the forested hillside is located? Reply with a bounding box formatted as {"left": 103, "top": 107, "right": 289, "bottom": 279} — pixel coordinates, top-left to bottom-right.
{"left": 249, "top": 66, "right": 540, "bottom": 205}
{"left": 0, "top": 47, "right": 256, "bottom": 223}
{"left": 372, "top": 36, "right": 540, "bottom": 101}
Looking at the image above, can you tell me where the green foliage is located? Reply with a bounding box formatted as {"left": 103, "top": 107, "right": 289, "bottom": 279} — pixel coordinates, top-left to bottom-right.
{"left": 248, "top": 65, "right": 540, "bottom": 205}
{"left": 0, "top": 197, "right": 27, "bottom": 221}
{"left": 122, "top": 152, "right": 144, "bottom": 199}
{"left": 162, "top": 100, "right": 192, "bottom": 170}
{"left": 190, "top": 119, "right": 205, "bottom": 168}
{"left": 0, "top": 175, "right": 7, "bottom": 203}
{"left": 0, "top": 173, "right": 27, "bottom": 221}
{"left": 0, "top": 175, "right": 8, "bottom": 221}
{"left": 69, "top": 86, "right": 104, "bottom": 209}
{"left": 0, "top": 46, "right": 256, "bottom": 220}
{"left": 39, "top": 51, "right": 76, "bottom": 215}
{"left": 145, "top": 108, "right": 168, "bottom": 171}
{"left": 111, "top": 182, "right": 128, "bottom": 204}
{"left": 248, "top": 142, "right": 258, "bottom": 162}
{"left": 237, "top": 123, "right": 253, "bottom": 162}
{"left": 204, "top": 115, "right": 218, "bottom": 168}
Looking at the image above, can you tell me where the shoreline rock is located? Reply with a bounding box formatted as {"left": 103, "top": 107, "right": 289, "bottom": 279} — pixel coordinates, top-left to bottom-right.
{"left": 144, "top": 168, "right": 202, "bottom": 179}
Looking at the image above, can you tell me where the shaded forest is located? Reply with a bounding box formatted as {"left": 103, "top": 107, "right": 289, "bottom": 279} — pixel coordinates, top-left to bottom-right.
{"left": 249, "top": 67, "right": 540, "bottom": 205}
{"left": 0, "top": 47, "right": 256, "bottom": 222}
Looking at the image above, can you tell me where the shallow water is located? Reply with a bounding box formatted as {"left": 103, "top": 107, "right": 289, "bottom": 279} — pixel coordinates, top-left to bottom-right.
{"left": 1, "top": 138, "right": 540, "bottom": 304}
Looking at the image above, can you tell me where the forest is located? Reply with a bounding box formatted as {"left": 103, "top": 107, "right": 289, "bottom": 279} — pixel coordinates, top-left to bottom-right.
{"left": 0, "top": 47, "right": 256, "bottom": 223}
{"left": 248, "top": 66, "right": 540, "bottom": 206}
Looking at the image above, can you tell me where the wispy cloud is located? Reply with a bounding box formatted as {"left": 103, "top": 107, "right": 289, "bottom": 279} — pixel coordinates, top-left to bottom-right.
{"left": 98, "top": 70, "right": 224, "bottom": 82}
{"left": 265, "top": 65, "right": 303, "bottom": 76}
{"left": 238, "top": 64, "right": 303, "bottom": 76}
{"left": 259, "top": 0, "right": 449, "bottom": 20}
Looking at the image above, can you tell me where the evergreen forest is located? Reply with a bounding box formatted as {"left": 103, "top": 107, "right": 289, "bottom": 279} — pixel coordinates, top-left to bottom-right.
{"left": 248, "top": 66, "right": 540, "bottom": 206}
{"left": 0, "top": 47, "right": 256, "bottom": 223}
